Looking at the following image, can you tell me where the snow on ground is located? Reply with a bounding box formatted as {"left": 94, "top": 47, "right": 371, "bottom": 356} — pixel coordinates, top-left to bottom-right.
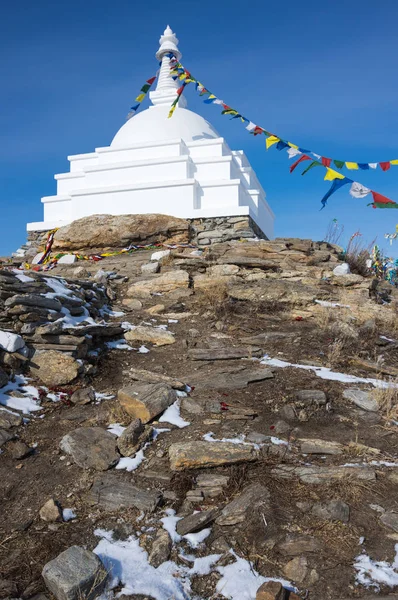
{"left": 159, "top": 401, "right": 190, "bottom": 428}
{"left": 116, "top": 445, "right": 148, "bottom": 472}
{"left": 13, "top": 269, "right": 34, "bottom": 283}
{"left": 315, "top": 299, "right": 350, "bottom": 308}
{"left": 354, "top": 544, "right": 398, "bottom": 588}
{"left": 203, "top": 432, "right": 252, "bottom": 445}
{"left": 216, "top": 551, "right": 294, "bottom": 600}
{"left": 261, "top": 354, "right": 398, "bottom": 388}
{"left": 160, "top": 509, "right": 182, "bottom": 543}
{"left": 62, "top": 508, "right": 77, "bottom": 521}
{"left": 138, "top": 345, "right": 150, "bottom": 353}
{"left": 184, "top": 528, "right": 212, "bottom": 549}
{"left": 0, "top": 375, "right": 42, "bottom": 414}
{"left": 106, "top": 339, "right": 134, "bottom": 351}
{"left": 107, "top": 423, "right": 126, "bottom": 437}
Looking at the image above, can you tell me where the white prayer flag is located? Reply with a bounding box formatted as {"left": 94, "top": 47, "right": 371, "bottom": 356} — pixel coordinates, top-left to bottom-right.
{"left": 287, "top": 147, "right": 302, "bottom": 159}
{"left": 350, "top": 182, "right": 371, "bottom": 198}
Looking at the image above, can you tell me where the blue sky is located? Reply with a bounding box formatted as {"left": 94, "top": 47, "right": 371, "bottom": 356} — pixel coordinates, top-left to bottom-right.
{"left": 1, "top": 0, "right": 398, "bottom": 256}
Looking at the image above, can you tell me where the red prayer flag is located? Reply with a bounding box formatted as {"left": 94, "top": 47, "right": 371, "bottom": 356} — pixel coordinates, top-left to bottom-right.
{"left": 290, "top": 154, "right": 311, "bottom": 173}
{"left": 371, "top": 191, "right": 395, "bottom": 205}
{"left": 380, "top": 162, "right": 391, "bottom": 171}
{"left": 176, "top": 85, "right": 185, "bottom": 95}
{"left": 146, "top": 77, "right": 156, "bottom": 85}
{"left": 321, "top": 157, "right": 332, "bottom": 167}
{"left": 253, "top": 126, "right": 264, "bottom": 136}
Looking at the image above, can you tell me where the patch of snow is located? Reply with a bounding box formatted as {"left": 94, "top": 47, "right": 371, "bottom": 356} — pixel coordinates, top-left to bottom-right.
{"left": 203, "top": 432, "right": 253, "bottom": 446}
{"left": 106, "top": 339, "right": 134, "bottom": 351}
{"left": 100, "top": 306, "right": 125, "bottom": 318}
{"left": 94, "top": 529, "right": 190, "bottom": 599}
{"left": 62, "top": 508, "right": 77, "bottom": 521}
{"left": 107, "top": 423, "right": 126, "bottom": 437}
{"left": 13, "top": 269, "right": 34, "bottom": 282}
{"left": 315, "top": 300, "right": 350, "bottom": 308}
{"left": 138, "top": 345, "right": 150, "bottom": 353}
{"left": 0, "top": 375, "right": 42, "bottom": 414}
{"left": 188, "top": 554, "right": 222, "bottom": 575}
{"left": 380, "top": 335, "right": 396, "bottom": 343}
{"left": 270, "top": 436, "right": 289, "bottom": 446}
{"left": 116, "top": 445, "right": 148, "bottom": 472}
{"left": 160, "top": 509, "right": 182, "bottom": 543}
{"left": 95, "top": 392, "right": 115, "bottom": 402}
{"left": 176, "top": 390, "right": 188, "bottom": 398}
{"left": 0, "top": 331, "right": 25, "bottom": 353}
{"left": 354, "top": 544, "right": 398, "bottom": 588}
{"left": 159, "top": 401, "right": 190, "bottom": 428}
{"left": 168, "top": 319, "right": 179, "bottom": 323}
{"left": 216, "top": 550, "right": 294, "bottom": 600}
{"left": 121, "top": 322, "right": 135, "bottom": 331}
{"left": 151, "top": 249, "right": 170, "bottom": 261}
{"left": 184, "top": 528, "right": 212, "bottom": 549}
{"left": 261, "top": 355, "right": 398, "bottom": 389}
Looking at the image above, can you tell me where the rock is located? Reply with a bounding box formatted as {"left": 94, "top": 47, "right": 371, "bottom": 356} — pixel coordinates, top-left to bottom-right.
{"left": 89, "top": 474, "right": 161, "bottom": 511}
{"left": 295, "top": 390, "right": 327, "bottom": 406}
{"left": 283, "top": 556, "right": 308, "bottom": 584}
{"left": 380, "top": 511, "right": 398, "bottom": 532}
{"left": 0, "top": 407, "right": 23, "bottom": 429}
{"left": 53, "top": 214, "right": 189, "bottom": 251}
{"left": 207, "top": 264, "right": 240, "bottom": 276}
{"left": 57, "top": 254, "right": 77, "bottom": 264}
{"left": 42, "top": 545, "right": 108, "bottom": 600}
{"left": 216, "top": 483, "right": 270, "bottom": 526}
{"left": 188, "top": 347, "right": 263, "bottom": 361}
{"left": 8, "top": 440, "right": 32, "bottom": 459}
{"left": 196, "top": 473, "right": 229, "bottom": 488}
{"left": 30, "top": 351, "right": 80, "bottom": 386}
{"left": 311, "top": 500, "right": 350, "bottom": 522}
{"left": 122, "top": 298, "right": 143, "bottom": 310}
{"left": 0, "top": 368, "right": 8, "bottom": 388}
{"left": 70, "top": 387, "right": 96, "bottom": 405}
{"left": 124, "top": 326, "right": 175, "bottom": 346}
{"left": 279, "top": 405, "right": 296, "bottom": 421}
{"left": 151, "top": 249, "right": 171, "bottom": 261}
{"left": 0, "top": 579, "right": 18, "bottom": 598}
{"left": 60, "top": 427, "right": 119, "bottom": 470}
{"left": 273, "top": 420, "right": 291, "bottom": 435}
{"left": 117, "top": 418, "right": 146, "bottom": 456}
{"left": 189, "top": 366, "right": 274, "bottom": 390}
{"left": 277, "top": 535, "right": 321, "bottom": 556}
{"left": 299, "top": 438, "right": 343, "bottom": 455}
{"left": 146, "top": 303, "right": 165, "bottom": 315}
{"left": 169, "top": 441, "right": 259, "bottom": 471}
{"left": 343, "top": 388, "right": 378, "bottom": 412}
{"left": 40, "top": 499, "right": 63, "bottom": 522}
{"left": 127, "top": 270, "right": 189, "bottom": 296}
{"left": 0, "top": 428, "right": 13, "bottom": 447}
{"left": 333, "top": 263, "right": 350, "bottom": 276}
{"left": 331, "top": 274, "right": 364, "bottom": 286}
{"left": 148, "top": 529, "right": 172, "bottom": 567}
{"left": 271, "top": 464, "right": 375, "bottom": 484}
{"left": 0, "top": 330, "right": 25, "bottom": 353}
{"left": 5, "top": 294, "right": 62, "bottom": 312}
{"left": 128, "top": 367, "right": 186, "bottom": 390}
{"left": 141, "top": 262, "right": 160, "bottom": 274}
{"left": 246, "top": 431, "right": 268, "bottom": 444}
{"left": 256, "top": 581, "right": 284, "bottom": 600}
{"left": 176, "top": 508, "right": 219, "bottom": 535}
{"left": 118, "top": 383, "right": 177, "bottom": 423}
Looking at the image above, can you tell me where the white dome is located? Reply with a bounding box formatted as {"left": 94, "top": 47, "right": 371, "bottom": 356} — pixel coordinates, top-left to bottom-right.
{"left": 111, "top": 104, "right": 219, "bottom": 148}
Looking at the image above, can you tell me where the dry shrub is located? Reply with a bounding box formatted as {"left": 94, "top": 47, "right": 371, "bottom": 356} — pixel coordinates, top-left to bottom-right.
{"left": 324, "top": 219, "right": 344, "bottom": 246}
{"left": 373, "top": 382, "right": 398, "bottom": 419}
{"left": 195, "top": 281, "right": 231, "bottom": 318}
{"left": 326, "top": 338, "right": 345, "bottom": 367}
{"left": 107, "top": 402, "right": 130, "bottom": 426}
{"left": 345, "top": 231, "right": 375, "bottom": 276}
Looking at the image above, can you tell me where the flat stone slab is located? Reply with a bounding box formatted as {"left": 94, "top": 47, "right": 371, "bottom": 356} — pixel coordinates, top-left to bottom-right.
{"left": 60, "top": 427, "right": 119, "bottom": 470}
{"left": 5, "top": 294, "right": 62, "bottom": 312}
{"left": 271, "top": 464, "right": 375, "bottom": 484}
{"left": 89, "top": 474, "right": 161, "bottom": 512}
{"left": 343, "top": 388, "right": 379, "bottom": 412}
{"left": 0, "top": 407, "right": 23, "bottom": 429}
{"left": 118, "top": 382, "right": 177, "bottom": 423}
{"left": 380, "top": 511, "right": 398, "bottom": 532}
{"left": 42, "top": 545, "right": 108, "bottom": 600}
{"left": 295, "top": 390, "right": 327, "bottom": 405}
{"left": 125, "top": 326, "right": 175, "bottom": 346}
{"left": 189, "top": 366, "right": 273, "bottom": 390}
{"left": 277, "top": 535, "right": 322, "bottom": 556}
{"left": 216, "top": 483, "right": 270, "bottom": 526}
{"left": 169, "top": 441, "right": 259, "bottom": 471}
{"left": 176, "top": 508, "right": 219, "bottom": 536}
{"left": 299, "top": 438, "right": 343, "bottom": 455}
{"left": 188, "top": 347, "right": 263, "bottom": 361}
{"left": 311, "top": 500, "right": 350, "bottom": 523}
{"left": 128, "top": 367, "right": 186, "bottom": 390}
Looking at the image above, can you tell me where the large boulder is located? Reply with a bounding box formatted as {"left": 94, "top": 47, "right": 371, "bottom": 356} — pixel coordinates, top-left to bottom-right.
{"left": 60, "top": 427, "right": 119, "bottom": 470}
{"left": 52, "top": 214, "right": 190, "bottom": 251}
{"left": 29, "top": 351, "right": 80, "bottom": 386}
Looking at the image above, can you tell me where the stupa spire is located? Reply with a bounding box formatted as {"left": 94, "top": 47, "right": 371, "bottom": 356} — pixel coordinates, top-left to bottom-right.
{"left": 150, "top": 25, "right": 187, "bottom": 108}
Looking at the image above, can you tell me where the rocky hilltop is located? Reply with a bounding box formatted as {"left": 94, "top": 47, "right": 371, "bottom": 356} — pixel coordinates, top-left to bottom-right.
{"left": 1, "top": 214, "right": 398, "bottom": 600}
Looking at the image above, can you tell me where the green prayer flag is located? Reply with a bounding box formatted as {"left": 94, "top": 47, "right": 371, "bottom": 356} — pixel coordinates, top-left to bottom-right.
{"left": 140, "top": 83, "right": 151, "bottom": 93}
{"left": 333, "top": 160, "right": 345, "bottom": 169}
{"left": 301, "top": 161, "right": 322, "bottom": 176}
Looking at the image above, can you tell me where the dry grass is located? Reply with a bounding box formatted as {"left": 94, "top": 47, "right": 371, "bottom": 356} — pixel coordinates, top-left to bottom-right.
{"left": 345, "top": 231, "right": 375, "bottom": 277}
{"left": 195, "top": 281, "right": 231, "bottom": 319}
{"left": 107, "top": 402, "right": 130, "bottom": 426}
{"left": 373, "top": 381, "right": 398, "bottom": 419}
{"left": 326, "top": 338, "right": 345, "bottom": 367}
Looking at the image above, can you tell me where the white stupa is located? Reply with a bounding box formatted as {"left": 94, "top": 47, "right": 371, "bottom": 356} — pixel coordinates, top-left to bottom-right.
{"left": 27, "top": 26, "right": 274, "bottom": 239}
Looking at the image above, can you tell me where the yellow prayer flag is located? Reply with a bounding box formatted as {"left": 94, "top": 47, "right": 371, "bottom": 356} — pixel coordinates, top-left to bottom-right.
{"left": 390, "top": 159, "right": 398, "bottom": 165}
{"left": 345, "top": 162, "right": 359, "bottom": 170}
{"left": 265, "top": 135, "right": 280, "bottom": 150}
{"left": 135, "top": 93, "right": 146, "bottom": 103}
{"left": 288, "top": 142, "right": 299, "bottom": 149}
{"left": 207, "top": 94, "right": 216, "bottom": 100}
{"left": 324, "top": 168, "right": 346, "bottom": 181}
